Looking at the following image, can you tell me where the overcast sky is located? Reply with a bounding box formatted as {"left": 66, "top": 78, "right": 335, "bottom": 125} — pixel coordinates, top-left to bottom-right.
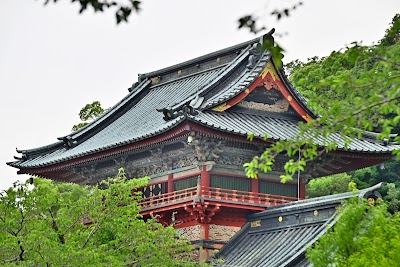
{"left": 1, "top": 0, "right": 399, "bottom": 190}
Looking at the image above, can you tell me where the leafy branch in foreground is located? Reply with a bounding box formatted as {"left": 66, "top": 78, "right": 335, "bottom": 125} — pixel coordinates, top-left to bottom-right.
{"left": 245, "top": 14, "right": 400, "bottom": 183}
{"left": 43, "top": 0, "right": 141, "bottom": 24}
{"left": 238, "top": 2, "right": 303, "bottom": 33}
{"left": 237, "top": 1, "right": 303, "bottom": 68}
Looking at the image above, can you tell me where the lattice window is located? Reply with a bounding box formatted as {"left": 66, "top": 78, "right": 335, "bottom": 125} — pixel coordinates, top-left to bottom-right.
{"left": 174, "top": 177, "right": 198, "bottom": 191}
{"left": 259, "top": 180, "right": 297, "bottom": 197}
{"left": 210, "top": 176, "right": 251, "bottom": 192}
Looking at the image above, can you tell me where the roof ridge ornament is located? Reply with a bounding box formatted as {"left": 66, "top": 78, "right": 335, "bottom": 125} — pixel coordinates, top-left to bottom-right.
{"left": 246, "top": 43, "right": 262, "bottom": 69}
{"left": 189, "top": 94, "right": 205, "bottom": 109}
{"left": 58, "top": 136, "right": 78, "bottom": 148}
{"left": 246, "top": 30, "right": 275, "bottom": 70}
{"left": 157, "top": 103, "right": 199, "bottom": 121}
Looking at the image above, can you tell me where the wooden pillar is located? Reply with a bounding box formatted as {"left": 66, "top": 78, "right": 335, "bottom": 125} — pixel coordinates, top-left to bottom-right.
{"left": 201, "top": 165, "right": 210, "bottom": 188}
{"left": 168, "top": 173, "right": 173, "bottom": 193}
{"left": 199, "top": 223, "right": 210, "bottom": 261}
{"left": 251, "top": 178, "right": 259, "bottom": 193}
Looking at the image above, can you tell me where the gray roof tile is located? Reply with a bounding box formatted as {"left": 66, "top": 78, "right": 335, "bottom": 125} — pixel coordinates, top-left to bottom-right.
{"left": 192, "top": 111, "right": 400, "bottom": 153}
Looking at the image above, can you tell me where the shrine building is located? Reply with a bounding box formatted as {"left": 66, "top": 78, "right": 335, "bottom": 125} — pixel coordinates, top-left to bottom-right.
{"left": 8, "top": 29, "right": 399, "bottom": 261}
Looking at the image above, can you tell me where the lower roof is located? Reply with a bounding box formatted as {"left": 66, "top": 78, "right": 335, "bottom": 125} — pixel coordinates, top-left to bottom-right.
{"left": 213, "top": 183, "right": 383, "bottom": 267}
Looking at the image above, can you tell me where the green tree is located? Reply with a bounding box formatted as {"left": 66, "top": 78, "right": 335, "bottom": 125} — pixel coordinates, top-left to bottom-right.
{"left": 307, "top": 199, "right": 400, "bottom": 266}
{"left": 0, "top": 170, "right": 199, "bottom": 266}
{"left": 72, "top": 101, "right": 106, "bottom": 132}
{"left": 306, "top": 173, "right": 353, "bottom": 198}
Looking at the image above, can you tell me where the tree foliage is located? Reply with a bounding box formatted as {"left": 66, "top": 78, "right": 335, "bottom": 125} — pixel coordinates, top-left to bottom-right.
{"left": 307, "top": 199, "right": 400, "bottom": 266}
{"left": 306, "top": 160, "right": 400, "bottom": 214}
{"left": 306, "top": 173, "right": 353, "bottom": 198}
{"left": 0, "top": 169, "right": 199, "bottom": 266}
{"left": 72, "top": 100, "right": 106, "bottom": 132}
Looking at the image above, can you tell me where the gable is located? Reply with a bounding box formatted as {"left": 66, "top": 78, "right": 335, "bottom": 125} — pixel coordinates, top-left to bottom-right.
{"left": 211, "top": 62, "right": 312, "bottom": 121}
{"left": 235, "top": 86, "right": 295, "bottom": 115}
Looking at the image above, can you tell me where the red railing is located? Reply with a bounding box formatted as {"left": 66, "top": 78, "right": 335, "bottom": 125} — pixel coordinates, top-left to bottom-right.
{"left": 140, "top": 186, "right": 298, "bottom": 209}
{"left": 201, "top": 186, "right": 298, "bottom": 206}
{"left": 140, "top": 187, "right": 198, "bottom": 209}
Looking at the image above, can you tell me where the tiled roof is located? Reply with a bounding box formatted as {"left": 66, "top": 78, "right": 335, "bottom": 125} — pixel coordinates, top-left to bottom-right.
{"left": 9, "top": 37, "right": 270, "bottom": 169}
{"left": 213, "top": 184, "right": 383, "bottom": 267}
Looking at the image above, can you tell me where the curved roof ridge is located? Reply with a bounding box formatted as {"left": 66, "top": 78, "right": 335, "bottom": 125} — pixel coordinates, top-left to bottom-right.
{"left": 16, "top": 141, "right": 63, "bottom": 155}
{"left": 144, "top": 29, "right": 275, "bottom": 78}
{"left": 169, "top": 45, "right": 254, "bottom": 111}
{"left": 200, "top": 51, "right": 271, "bottom": 110}
{"left": 144, "top": 37, "right": 260, "bottom": 78}
{"left": 69, "top": 79, "right": 152, "bottom": 140}
{"left": 13, "top": 32, "right": 275, "bottom": 157}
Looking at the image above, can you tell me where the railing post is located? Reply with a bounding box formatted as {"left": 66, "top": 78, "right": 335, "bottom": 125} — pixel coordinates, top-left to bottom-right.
{"left": 215, "top": 188, "right": 220, "bottom": 199}
{"left": 249, "top": 192, "right": 254, "bottom": 203}
{"left": 196, "top": 175, "right": 202, "bottom": 197}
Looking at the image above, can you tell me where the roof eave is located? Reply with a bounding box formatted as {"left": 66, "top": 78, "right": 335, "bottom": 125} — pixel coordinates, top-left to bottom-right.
{"left": 10, "top": 116, "right": 189, "bottom": 170}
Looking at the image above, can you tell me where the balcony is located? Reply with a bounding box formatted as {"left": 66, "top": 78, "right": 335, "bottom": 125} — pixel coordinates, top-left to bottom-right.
{"left": 140, "top": 186, "right": 299, "bottom": 212}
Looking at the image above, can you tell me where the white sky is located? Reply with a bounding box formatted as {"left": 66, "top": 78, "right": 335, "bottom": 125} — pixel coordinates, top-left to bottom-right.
{"left": 1, "top": 0, "right": 399, "bottom": 190}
